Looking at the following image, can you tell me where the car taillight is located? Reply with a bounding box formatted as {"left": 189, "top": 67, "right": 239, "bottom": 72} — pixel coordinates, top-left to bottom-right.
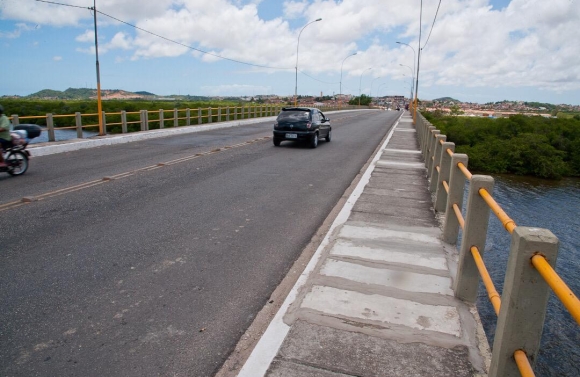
{"left": 307, "top": 122, "right": 312, "bottom": 128}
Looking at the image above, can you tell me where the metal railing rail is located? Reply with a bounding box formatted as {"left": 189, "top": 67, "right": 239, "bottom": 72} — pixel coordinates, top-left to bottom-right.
{"left": 415, "top": 111, "right": 580, "bottom": 377}
{"left": 8, "top": 103, "right": 354, "bottom": 143}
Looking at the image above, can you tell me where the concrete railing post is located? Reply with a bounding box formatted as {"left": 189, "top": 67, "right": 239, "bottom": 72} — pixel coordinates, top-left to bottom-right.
{"left": 489, "top": 227, "right": 559, "bottom": 377}
{"left": 454, "top": 175, "right": 494, "bottom": 302}
{"left": 198, "top": 108, "right": 202, "bottom": 124}
{"left": 208, "top": 107, "right": 212, "bottom": 123}
{"left": 218, "top": 107, "right": 222, "bottom": 123}
{"left": 173, "top": 109, "right": 179, "bottom": 128}
{"left": 186, "top": 108, "right": 191, "bottom": 126}
{"left": 442, "top": 154, "right": 468, "bottom": 243}
{"left": 422, "top": 125, "right": 435, "bottom": 158}
{"left": 140, "top": 110, "right": 146, "bottom": 131}
{"left": 426, "top": 129, "right": 441, "bottom": 172}
{"left": 159, "top": 109, "right": 164, "bottom": 129}
{"left": 434, "top": 142, "right": 455, "bottom": 212}
{"left": 11, "top": 115, "right": 20, "bottom": 126}
{"left": 429, "top": 134, "right": 447, "bottom": 192}
{"left": 121, "top": 111, "right": 127, "bottom": 133}
{"left": 75, "top": 112, "right": 83, "bottom": 138}
{"left": 47, "top": 113, "right": 56, "bottom": 142}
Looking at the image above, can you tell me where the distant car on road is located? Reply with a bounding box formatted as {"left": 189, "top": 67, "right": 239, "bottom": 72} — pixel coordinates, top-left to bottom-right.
{"left": 273, "top": 107, "right": 331, "bottom": 148}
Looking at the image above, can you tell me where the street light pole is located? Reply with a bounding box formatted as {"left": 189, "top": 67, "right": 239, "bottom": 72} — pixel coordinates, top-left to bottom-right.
{"left": 339, "top": 52, "right": 357, "bottom": 109}
{"left": 359, "top": 67, "right": 372, "bottom": 107}
{"left": 396, "top": 41, "right": 416, "bottom": 111}
{"left": 369, "top": 76, "right": 382, "bottom": 104}
{"left": 413, "top": 0, "right": 423, "bottom": 124}
{"left": 400, "top": 64, "right": 414, "bottom": 103}
{"left": 295, "top": 18, "right": 322, "bottom": 106}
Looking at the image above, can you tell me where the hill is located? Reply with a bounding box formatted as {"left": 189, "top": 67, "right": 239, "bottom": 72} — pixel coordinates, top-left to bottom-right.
{"left": 433, "top": 97, "right": 461, "bottom": 103}
{"left": 27, "top": 88, "right": 156, "bottom": 100}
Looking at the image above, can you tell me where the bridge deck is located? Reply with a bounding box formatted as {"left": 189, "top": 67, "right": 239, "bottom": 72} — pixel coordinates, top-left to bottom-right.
{"left": 238, "top": 113, "right": 490, "bottom": 377}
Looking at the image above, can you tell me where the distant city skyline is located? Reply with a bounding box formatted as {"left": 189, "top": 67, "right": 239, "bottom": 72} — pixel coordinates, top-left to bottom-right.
{"left": 1, "top": 0, "right": 579, "bottom": 105}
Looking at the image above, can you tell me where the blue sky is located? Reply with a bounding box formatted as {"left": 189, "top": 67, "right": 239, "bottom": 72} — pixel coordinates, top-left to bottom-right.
{"left": 1, "top": 0, "right": 580, "bottom": 105}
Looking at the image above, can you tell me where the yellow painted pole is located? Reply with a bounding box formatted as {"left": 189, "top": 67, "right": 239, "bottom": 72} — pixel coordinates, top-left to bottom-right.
{"left": 532, "top": 254, "right": 580, "bottom": 325}
{"left": 514, "top": 350, "right": 536, "bottom": 377}
{"left": 93, "top": 0, "right": 104, "bottom": 135}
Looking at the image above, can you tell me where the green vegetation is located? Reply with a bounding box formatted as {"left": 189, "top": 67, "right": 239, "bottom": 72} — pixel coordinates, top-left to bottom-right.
{"left": 349, "top": 94, "right": 372, "bottom": 106}
{"left": 423, "top": 112, "right": 580, "bottom": 179}
{"left": 0, "top": 98, "right": 267, "bottom": 134}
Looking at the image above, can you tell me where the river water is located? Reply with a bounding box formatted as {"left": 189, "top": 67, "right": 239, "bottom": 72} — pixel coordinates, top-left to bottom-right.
{"left": 473, "top": 175, "right": 580, "bottom": 376}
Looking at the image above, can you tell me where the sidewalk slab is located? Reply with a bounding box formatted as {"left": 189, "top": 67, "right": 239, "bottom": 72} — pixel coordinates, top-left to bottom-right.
{"left": 238, "top": 113, "right": 490, "bottom": 377}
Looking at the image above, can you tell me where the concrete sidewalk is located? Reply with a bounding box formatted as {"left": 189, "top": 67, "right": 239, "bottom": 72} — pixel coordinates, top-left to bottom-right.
{"left": 237, "top": 112, "right": 491, "bottom": 377}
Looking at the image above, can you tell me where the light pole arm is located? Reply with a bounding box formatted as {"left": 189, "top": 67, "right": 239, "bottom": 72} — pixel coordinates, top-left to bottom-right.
{"left": 295, "top": 18, "right": 321, "bottom": 106}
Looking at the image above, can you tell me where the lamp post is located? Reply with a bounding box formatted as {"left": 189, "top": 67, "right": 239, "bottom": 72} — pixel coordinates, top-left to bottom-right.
{"left": 369, "top": 76, "right": 382, "bottom": 104}
{"left": 339, "top": 52, "right": 357, "bottom": 109}
{"left": 396, "top": 41, "right": 416, "bottom": 114}
{"left": 400, "top": 64, "right": 414, "bottom": 103}
{"left": 358, "top": 67, "right": 372, "bottom": 106}
{"left": 295, "top": 18, "right": 322, "bottom": 106}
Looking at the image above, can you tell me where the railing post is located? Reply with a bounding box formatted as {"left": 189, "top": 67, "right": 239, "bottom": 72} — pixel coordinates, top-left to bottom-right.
{"left": 422, "top": 125, "right": 435, "bottom": 158}
{"left": 434, "top": 142, "right": 455, "bottom": 212}
{"left": 429, "top": 134, "right": 446, "bottom": 192}
{"left": 453, "top": 175, "right": 494, "bottom": 302}
{"left": 442, "top": 153, "right": 468, "bottom": 243}
{"left": 226, "top": 106, "right": 230, "bottom": 121}
{"left": 101, "top": 111, "right": 107, "bottom": 134}
{"left": 426, "top": 129, "right": 440, "bottom": 172}
{"left": 159, "top": 109, "right": 164, "bottom": 129}
{"left": 208, "top": 107, "right": 212, "bottom": 123}
{"left": 186, "top": 108, "right": 191, "bottom": 126}
{"left": 174, "top": 108, "right": 178, "bottom": 128}
{"left": 140, "top": 110, "right": 145, "bottom": 131}
{"left": 75, "top": 112, "right": 83, "bottom": 138}
{"left": 11, "top": 115, "right": 19, "bottom": 126}
{"left": 144, "top": 110, "right": 149, "bottom": 131}
{"left": 121, "top": 111, "right": 127, "bottom": 133}
{"left": 489, "top": 227, "right": 559, "bottom": 377}
{"left": 198, "top": 108, "right": 202, "bottom": 124}
{"left": 46, "top": 113, "right": 55, "bottom": 142}
{"left": 218, "top": 107, "right": 222, "bottom": 122}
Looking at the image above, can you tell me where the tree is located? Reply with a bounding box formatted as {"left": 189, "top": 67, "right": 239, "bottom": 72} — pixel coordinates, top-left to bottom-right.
{"left": 449, "top": 104, "right": 464, "bottom": 116}
{"left": 349, "top": 94, "right": 372, "bottom": 106}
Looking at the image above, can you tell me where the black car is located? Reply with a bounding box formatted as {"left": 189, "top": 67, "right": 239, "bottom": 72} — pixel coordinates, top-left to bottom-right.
{"left": 273, "top": 107, "right": 331, "bottom": 148}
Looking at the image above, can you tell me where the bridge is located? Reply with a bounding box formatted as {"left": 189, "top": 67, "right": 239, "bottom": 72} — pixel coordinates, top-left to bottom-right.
{"left": 2, "top": 107, "right": 578, "bottom": 377}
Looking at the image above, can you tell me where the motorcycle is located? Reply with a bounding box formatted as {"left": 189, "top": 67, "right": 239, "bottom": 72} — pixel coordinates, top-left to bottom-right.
{"left": 1, "top": 124, "right": 41, "bottom": 176}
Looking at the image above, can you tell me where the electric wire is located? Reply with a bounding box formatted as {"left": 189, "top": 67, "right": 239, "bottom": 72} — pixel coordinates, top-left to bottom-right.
{"left": 422, "top": 0, "right": 442, "bottom": 50}
{"left": 34, "top": 0, "right": 88, "bottom": 9}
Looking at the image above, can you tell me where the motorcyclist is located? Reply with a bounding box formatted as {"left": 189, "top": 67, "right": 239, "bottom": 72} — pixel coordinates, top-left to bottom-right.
{"left": 0, "top": 104, "right": 12, "bottom": 167}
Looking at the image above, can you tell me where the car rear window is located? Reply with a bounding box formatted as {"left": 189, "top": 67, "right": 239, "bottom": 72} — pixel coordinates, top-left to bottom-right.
{"left": 277, "top": 110, "right": 311, "bottom": 121}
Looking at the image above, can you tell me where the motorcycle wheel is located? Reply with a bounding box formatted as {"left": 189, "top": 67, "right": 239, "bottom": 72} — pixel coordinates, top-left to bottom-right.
{"left": 6, "top": 151, "right": 29, "bottom": 176}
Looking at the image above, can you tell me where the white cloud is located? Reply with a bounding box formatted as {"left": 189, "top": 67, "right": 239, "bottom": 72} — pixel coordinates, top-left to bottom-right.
{"left": 2, "top": 0, "right": 580, "bottom": 97}
{"left": 0, "top": 23, "right": 36, "bottom": 39}
{"left": 53, "top": 56, "right": 62, "bottom": 61}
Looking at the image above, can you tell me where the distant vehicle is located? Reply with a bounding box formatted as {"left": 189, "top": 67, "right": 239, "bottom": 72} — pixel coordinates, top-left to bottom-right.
{"left": 273, "top": 107, "right": 331, "bottom": 148}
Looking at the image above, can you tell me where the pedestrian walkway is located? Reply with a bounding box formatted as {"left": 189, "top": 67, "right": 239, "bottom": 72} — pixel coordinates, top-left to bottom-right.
{"left": 237, "top": 112, "right": 491, "bottom": 377}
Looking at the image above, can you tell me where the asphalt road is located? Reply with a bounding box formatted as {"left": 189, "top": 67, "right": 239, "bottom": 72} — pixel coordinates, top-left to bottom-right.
{"left": 0, "top": 110, "right": 401, "bottom": 377}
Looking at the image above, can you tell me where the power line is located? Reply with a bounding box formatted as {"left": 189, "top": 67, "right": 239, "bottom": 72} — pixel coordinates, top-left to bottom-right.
{"left": 32, "top": 0, "right": 337, "bottom": 86}
{"left": 422, "top": 0, "right": 442, "bottom": 50}
{"left": 96, "top": 10, "right": 294, "bottom": 71}
{"left": 34, "top": 0, "right": 89, "bottom": 9}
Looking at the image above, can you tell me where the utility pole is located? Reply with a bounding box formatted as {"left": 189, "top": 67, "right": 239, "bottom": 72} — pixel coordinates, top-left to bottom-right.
{"left": 92, "top": 0, "right": 104, "bottom": 135}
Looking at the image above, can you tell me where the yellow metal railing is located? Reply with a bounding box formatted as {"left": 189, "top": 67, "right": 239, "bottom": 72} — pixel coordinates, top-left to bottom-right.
{"left": 429, "top": 129, "right": 580, "bottom": 377}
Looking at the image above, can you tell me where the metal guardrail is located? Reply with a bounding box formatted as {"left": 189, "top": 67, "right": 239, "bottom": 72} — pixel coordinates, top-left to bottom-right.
{"left": 415, "top": 112, "right": 580, "bottom": 377}
{"left": 8, "top": 104, "right": 355, "bottom": 142}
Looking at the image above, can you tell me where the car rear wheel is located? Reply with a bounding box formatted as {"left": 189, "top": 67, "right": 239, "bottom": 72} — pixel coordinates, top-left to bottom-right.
{"left": 273, "top": 138, "right": 281, "bottom": 146}
{"left": 325, "top": 130, "right": 332, "bottom": 142}
{"left": 310, "top": 133, "right": 318, "bottom": 148}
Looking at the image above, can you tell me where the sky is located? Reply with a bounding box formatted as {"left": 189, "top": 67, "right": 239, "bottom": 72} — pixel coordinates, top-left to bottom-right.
{"left": 1, "top": 0, "right": 579, "bottom": 105}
